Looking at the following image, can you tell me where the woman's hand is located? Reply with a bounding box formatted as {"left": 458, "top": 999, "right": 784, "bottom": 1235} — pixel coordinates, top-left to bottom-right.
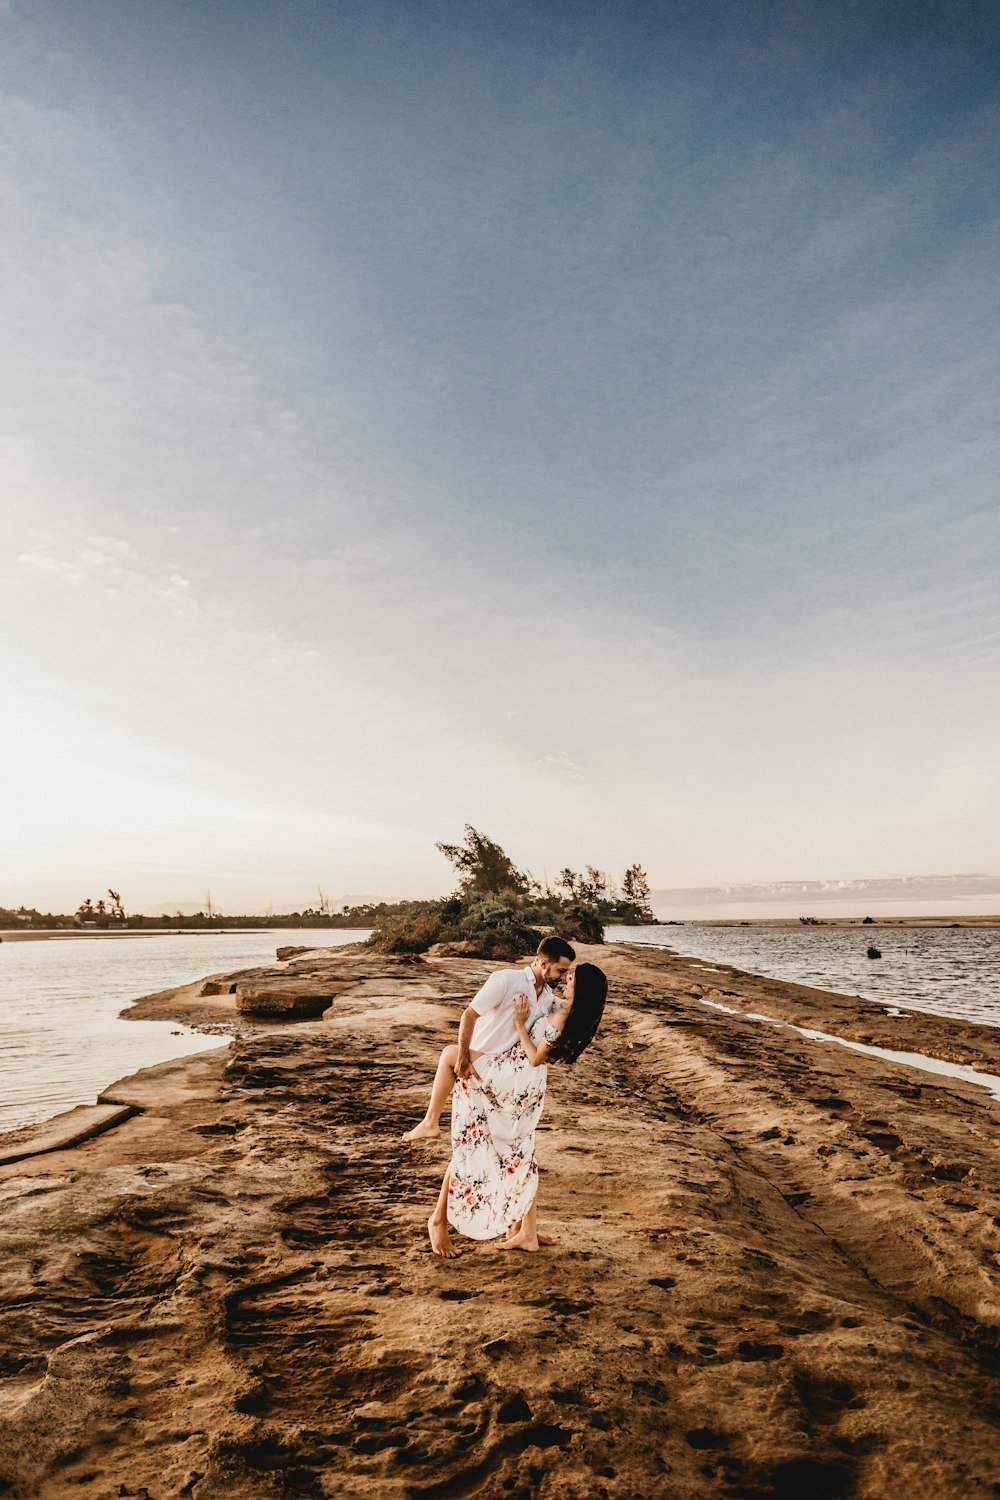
{"left": 513, "top": 994, "right": 531, "bottom": 1026}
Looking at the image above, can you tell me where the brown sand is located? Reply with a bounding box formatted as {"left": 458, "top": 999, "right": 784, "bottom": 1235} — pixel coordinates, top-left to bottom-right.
{"left": 1, "top": 943, "right": 999, "bottom": 1499}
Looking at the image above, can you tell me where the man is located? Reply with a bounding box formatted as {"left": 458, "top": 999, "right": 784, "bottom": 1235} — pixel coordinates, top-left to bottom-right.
{"left": 400, "top": 935, "right": 575, "bottom": 1143}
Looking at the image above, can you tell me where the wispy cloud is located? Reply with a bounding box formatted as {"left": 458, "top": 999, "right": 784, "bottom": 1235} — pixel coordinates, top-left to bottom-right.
{"left": 540, "top": 752, "right": 586, "bottom": 783}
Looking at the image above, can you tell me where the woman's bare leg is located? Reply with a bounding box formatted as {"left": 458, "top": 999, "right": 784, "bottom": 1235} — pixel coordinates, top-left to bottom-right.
{"left": 506, "top": 1214, "right": 559, "bottom": 1246}
{"left": 427, "top": 1165, "right": 460, "bottom": 1258}
{"left": 500, "top": 1197, "right": 541, "bottom": 1252}
{"left": 507, "top": 1167, "right": 557, "bottom": 1244}
{"left": 402, "top": 1044, "right": 458, "bottom": 1141}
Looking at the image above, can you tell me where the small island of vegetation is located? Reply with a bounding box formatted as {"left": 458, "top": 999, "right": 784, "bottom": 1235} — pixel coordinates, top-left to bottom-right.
{"left": 366, "top": 826, "right": 655, "bottom": 958}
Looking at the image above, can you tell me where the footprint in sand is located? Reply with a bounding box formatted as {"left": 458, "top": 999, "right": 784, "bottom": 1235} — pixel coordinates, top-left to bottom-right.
{"left": 794, "top": 1370, "right": 866, "bottom": 1424}
{"left": 737, "top": 1339, "right": 785, "bottom": 1361}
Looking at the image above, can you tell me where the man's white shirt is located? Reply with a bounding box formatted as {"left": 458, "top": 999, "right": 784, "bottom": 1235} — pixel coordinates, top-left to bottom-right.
{"left": 468, "top": 965, "right": 557, "bottom": 1056}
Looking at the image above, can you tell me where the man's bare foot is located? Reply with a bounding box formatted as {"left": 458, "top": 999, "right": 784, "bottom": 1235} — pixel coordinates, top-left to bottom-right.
{"left": 428, "top": 1216, "right": 460, "bottom": 1258}
{"left": 402, "top": 1120, "right": 441, "bottom": 1142}
{"left": 500, "top": 1229, "right": 540, "bottom": 1252}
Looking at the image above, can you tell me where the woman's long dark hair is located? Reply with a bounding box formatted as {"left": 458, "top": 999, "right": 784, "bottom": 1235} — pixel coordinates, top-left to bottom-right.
{"left": 549, "top": 963, "right": 608, "bottom": 1064}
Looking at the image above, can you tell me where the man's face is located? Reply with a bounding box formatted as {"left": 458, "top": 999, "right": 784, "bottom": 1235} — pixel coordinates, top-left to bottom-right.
{"left": 543, "top": 957, "right": 572, "bottom": 988}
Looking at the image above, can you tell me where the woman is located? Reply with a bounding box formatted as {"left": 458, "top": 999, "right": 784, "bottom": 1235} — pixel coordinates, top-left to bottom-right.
{"left": 427, "top": 962, "right": 608, "bottom": 1257}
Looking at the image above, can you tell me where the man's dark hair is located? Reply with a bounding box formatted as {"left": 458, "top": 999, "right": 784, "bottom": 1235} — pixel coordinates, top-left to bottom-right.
{"left": 537, "top": 935, "right": 575, "bottom": 962}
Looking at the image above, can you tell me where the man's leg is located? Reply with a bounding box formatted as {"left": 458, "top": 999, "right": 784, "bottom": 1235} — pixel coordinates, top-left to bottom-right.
{"left": 402, "top": 1044, "right": 458, "bottom": 1141}
{"left": 427, "top": 1165, "right": 460, "bottom": 1258}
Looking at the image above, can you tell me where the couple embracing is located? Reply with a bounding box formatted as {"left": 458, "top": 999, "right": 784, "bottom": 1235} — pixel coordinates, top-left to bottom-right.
{"left": 402, "top": 937, "right": 608, "bottom": 1258}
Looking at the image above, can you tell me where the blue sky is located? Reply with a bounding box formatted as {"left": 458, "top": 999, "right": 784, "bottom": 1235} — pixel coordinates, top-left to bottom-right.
{"left": 2, "top": 0, "right": 998, "bottom": 912}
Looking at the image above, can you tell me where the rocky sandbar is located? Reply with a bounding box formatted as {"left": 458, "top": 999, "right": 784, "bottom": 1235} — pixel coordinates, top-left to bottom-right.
{"left": 1, "top": 942, "right": 999, "bottom": 1498}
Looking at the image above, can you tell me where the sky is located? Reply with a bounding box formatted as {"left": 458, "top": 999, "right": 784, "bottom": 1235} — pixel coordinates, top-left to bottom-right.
{"left": 2, "top": 0, "right": 998, "bottom": 915}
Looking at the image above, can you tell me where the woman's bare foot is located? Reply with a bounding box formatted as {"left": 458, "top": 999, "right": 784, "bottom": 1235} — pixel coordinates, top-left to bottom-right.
{"left": 500, "top": 1229, "right": 540, "bottom": 1252}
{"left": 428, "top": 1216, "right": 460, "bottom": 1258}
{"left": 402, "top": 1120, "right": 442, "bottom": 1142}
{"left": 506, "top": 1223, "right": 558, "bottom": 1246}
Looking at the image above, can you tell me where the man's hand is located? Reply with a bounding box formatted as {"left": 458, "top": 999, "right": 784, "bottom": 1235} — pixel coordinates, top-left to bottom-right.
{"left": 455, "top": 1051, "right": 480, "bottom": 1082}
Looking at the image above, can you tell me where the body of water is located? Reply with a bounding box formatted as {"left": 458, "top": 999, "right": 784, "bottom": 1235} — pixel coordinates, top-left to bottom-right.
{"left": 0, "top": 929, "right": 369, "bottom": 1135}
{"left": 606, "top": 923, "right": 1000, "bottom": 1030}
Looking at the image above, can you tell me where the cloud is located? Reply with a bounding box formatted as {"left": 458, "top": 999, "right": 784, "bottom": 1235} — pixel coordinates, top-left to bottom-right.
{"left": 16, "top": 550, "right": 84, "bottom": 583}
{"left": 540, "top": 751, "right": 586, "bottom": 782}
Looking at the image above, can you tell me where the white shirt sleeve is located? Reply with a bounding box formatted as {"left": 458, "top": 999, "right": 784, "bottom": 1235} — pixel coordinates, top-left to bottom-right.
{"left": 469, "top": 970, "right": 510, "bottom": 1015}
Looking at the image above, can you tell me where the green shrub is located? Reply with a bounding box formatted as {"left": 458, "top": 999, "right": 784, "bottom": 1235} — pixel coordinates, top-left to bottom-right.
{"left": 367, "top": 893, "right": 542, "bottom": 959}
{"left": 554, "top": 903, "right": 606, "bottom": 945}
{"left": 367, "top": 904, "right": 448, "bottom": 953}
{"left": 455, "top": 896, "right": 542, "bottom": 958}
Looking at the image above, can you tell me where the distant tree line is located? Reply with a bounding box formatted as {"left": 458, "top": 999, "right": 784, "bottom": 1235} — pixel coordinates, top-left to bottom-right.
{"left": 0, "top": 906, "right": 78, "bottom": 931}
{"left": 0, "top": 897, "right": 418, "bottom": 932}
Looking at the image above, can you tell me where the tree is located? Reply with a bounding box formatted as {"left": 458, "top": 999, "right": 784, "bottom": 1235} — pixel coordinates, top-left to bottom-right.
{"left": 435, "top": 826, "right": 530, "bottom": 896}
{"left": 620, "top": 863, "right": 654, "bottom": 919}
{"left": 108, "top": 889, "right": 126, "bottom": 923}
{"left": 583, "top": 866, "right": 612, "bottom": 901}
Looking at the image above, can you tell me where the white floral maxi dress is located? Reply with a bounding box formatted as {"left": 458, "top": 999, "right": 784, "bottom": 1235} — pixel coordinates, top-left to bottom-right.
{"left": 446, "top": 1014, "right": 559, "bottom": 1240}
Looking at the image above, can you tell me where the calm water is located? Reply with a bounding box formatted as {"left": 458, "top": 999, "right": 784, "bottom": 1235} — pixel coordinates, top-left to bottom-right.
{"left": 606, "top": 923, "right": 1000, "bottom": 1029}
{"left": 0, "top": 929, "right": 369, "bottom": 1135}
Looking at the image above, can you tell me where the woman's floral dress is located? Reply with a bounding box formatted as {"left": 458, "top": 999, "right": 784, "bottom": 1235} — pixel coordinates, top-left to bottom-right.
{"left": 447, "top": 1011, "right": 560, "bottom": 1240}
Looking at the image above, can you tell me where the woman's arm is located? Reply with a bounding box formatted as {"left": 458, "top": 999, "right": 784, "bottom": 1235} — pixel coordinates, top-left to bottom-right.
{"left": 514, "top": 996, "right": 552, "bottom": 1067}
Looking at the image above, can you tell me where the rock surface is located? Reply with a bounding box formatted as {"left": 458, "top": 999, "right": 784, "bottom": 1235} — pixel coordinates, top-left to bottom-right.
{"left": 233, "top": 979, "right": 335, "bottom": 1019}
{"left": 1, "top": 944, "right": 999, "bottom": 1497}
{"left": 0, "top": 1103, "right": 136, "bottom": 1166}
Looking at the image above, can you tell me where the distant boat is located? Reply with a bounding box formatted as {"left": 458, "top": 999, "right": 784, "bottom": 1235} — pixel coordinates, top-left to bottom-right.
{"left": 867, "top": 945, "right": 882, "bottom": 959}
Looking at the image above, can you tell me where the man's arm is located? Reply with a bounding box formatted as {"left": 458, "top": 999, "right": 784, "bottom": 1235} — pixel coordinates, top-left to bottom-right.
{"left": 455, "top": 1006, "right": 480, "bottom": 1080}
{"left": 456, "top": 969, "right": 508, "bottom": 1079}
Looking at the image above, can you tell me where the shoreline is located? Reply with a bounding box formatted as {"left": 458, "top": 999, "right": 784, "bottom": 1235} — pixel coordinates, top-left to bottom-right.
{"left": 4, "top": 911, "right": 1000, "bottom": 944}
{"left": 0, "top": 927, "right": 276, "bottom": 942}
{"left": 672, "top": 913, "right": 1000, "bottom": 926}
{"left": 2, "top": 942, "right": 999, "bottom": 1496}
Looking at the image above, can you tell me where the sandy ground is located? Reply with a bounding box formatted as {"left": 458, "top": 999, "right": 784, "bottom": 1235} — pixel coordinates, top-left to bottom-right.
{"left": 1, "top": 943, "right": 999, "bottom": 1499}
